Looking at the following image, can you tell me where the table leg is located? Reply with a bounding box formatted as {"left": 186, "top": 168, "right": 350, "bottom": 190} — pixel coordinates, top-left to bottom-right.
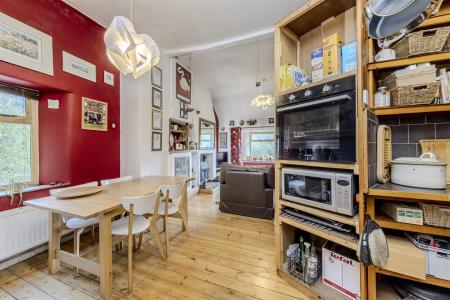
{"left": 99, "top": 212, "right": 113, "bottom": 300}
{"left": 48, "top": 212, "right": 62, "bottom": 274}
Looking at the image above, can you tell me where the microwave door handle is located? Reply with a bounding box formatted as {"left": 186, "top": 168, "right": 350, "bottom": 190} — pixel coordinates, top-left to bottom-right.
{"left": 277, "top": 94, "right": 352, "bottom": 112}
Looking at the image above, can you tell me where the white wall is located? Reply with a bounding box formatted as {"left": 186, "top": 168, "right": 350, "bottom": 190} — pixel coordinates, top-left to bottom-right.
{"left": 120, "top": 53, "right": 215, "bottom": 177}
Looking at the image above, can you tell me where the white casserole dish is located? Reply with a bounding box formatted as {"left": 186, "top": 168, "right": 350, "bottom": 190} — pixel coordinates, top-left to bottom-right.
{"left": 391, "top": 153, "right": 447, "bottom": 189}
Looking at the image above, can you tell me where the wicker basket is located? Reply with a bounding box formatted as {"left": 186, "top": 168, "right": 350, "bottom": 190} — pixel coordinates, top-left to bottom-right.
{"left": 390, "top": 82, "right": 440, "bottom": 107}
{"left": 393, "top": 26, "right": 450, "bottom": 58}
{"left": 421, "top": 203, "right": 450, "bottom": 228}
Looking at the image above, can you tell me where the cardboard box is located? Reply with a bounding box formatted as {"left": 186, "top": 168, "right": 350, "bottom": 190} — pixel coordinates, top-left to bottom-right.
{"left": 341, "top": 41, "right": 357, "bottom": 73}
{"left": 311, "top": 48, "right": 323, "bottom": 82}
{"left": 380, "top": 202, "right": 423, "bottom": 225}
{"left": 426, "top": 247, "right": 450, "bottom": 280}
{"left": 322, "top": 242, "right": 360, "bottom": 300}
{"left": 322, "top": 33, "right": 341, "bottom": 77}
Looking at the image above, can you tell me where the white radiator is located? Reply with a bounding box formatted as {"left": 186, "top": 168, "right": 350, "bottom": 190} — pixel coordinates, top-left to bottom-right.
{"left": 0, "top": 206, "right": 49, "bottom": 262}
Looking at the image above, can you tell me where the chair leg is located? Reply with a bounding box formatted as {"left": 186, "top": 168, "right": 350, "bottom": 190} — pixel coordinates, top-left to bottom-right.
{"left": 179, "top": 210, "right": 190, "bottom": 236}
{"left": 128, "top": 233, "right": 133, "bottom": 293}
{"left": 91, "top": 225, "right": 96, "bottom": 244}
{"left": 164, "top": 216, "right": 169, "bottom": 258}
{"left": 137, "top": 233, "right": 143, "bottom": 250}
{"left": 150, "top": 223, "right": 166, "bottom": 260}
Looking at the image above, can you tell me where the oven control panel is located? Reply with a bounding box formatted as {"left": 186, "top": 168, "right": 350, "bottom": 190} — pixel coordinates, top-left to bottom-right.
{"left": 276, "top": 75, "right": 356, "bottom": 108}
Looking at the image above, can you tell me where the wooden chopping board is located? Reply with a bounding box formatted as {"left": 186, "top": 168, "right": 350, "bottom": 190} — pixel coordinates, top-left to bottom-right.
{"left": 420, "top": 139, "right": 450, "bottom": 184}
{"left": 54, "top": 186, "right": 104, "bottom": 199}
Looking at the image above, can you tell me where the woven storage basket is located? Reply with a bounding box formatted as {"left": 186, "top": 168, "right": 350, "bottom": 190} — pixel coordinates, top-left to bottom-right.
{"left": 421, "top": 203, "right": 450, "bottom": 228}
{"left": 390, "top": 82, "right": 440, "bottom": 107}
{"left": 393, "top": 26, "right": 450, "bottom": 58}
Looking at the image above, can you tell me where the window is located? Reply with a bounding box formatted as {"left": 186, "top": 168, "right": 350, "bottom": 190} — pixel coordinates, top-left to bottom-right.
{"left": 249, "top": 132, "right": 276, "bottom": 160}
{"left": 0, "top": 85, "right": 39, "bottom": 186}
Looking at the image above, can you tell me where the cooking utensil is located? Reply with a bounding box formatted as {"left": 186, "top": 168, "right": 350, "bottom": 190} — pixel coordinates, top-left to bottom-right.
{"left": 391, "top": 152, "right": 447, "bottom": 189}
{"left": 54, "top": 186, "right": 104, "bottom": 199}
{"left": 420, "top": 139, "right": 450, "bottom": 184}
{"left": 365, "top": 0, "right": 442, "bottom": 49}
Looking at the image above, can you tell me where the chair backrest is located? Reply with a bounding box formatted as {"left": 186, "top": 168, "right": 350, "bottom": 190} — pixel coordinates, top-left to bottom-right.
{"left": 121, "top": 191, "right": 160, "bottom": 216}
{"left": 100, "top": 175, "right": 133, "bottom": 186}
{"left": 49, "top": 181, "right": 98, "bottom": 196}
{"left": 159, "top": 183, "right": 184, "bottom": 207}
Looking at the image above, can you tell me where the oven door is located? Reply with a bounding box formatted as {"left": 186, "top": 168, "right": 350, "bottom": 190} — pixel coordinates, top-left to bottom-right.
{"left": 282, "top": 168, "right": 336, "bottom": 212}
{"left": 277, "top": 92, "right": 356, "bottom": 163}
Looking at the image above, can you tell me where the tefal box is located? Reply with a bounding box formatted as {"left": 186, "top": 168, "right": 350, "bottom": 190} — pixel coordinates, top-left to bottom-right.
{"left": 323, "top": 33, "right": 342, "bottom": 77}
{"left": 322, "top": 242, "right": 360, "bottom": 299}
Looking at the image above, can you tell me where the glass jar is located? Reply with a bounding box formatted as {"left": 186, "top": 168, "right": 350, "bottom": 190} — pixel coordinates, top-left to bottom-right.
{"left": 374, "top": 86, "right": 390, "bottom": 108}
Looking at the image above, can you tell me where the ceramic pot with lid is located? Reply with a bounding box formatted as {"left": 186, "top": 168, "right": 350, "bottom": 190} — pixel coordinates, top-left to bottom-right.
{"left": 391, "top": 152, "right": 447, "bottom": 189}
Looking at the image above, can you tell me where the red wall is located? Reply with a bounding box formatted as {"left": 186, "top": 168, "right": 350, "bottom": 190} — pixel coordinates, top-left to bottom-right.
{"left": 0, "top": 0, "right": 120, "bottom": 211}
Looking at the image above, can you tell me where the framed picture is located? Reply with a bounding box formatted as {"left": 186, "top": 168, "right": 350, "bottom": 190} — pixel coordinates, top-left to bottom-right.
{"left": 152, "top": 109, "right": 163, "bottom": 130}
{"left": 176, "top": 62, "right": 191, "bottom": 103}
{"left": 179, "top": 101, "right": 188, "bottom": 119}
{"left": 151, "top": 66, "right": 162, "bottom": 88}
{"left": 219, "top": 132, "right": 227, "bottom": 149}
{"left": 229, "top": 120, "right": 235, "bottom": 127}
{"left": 63, "top": 51, "right": 96, "bottom": 82}
{"left": 82, "top": 97, "right": 108, "bottom": 131}
{"left": 0, "top": 12, "right": 54, "bottom": 76}
{"left": 268, "top": 117, "right": 275, "bottom": 124}
{"left": 104, "top": 71, "right": 114, "bottom": 86}
{"left": 152, "top": 87, "right": 162, "bottom": 110}
{"left": 152, "top": 131, "right": 162, "bottom": 151}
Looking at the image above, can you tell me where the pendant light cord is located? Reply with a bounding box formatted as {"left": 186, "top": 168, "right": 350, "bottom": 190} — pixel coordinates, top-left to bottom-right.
{"left": 130, "top": 0, "right": 133, "bottom": 22}
{"left": 256, "top": 38, "right": 260, "bottom": 85}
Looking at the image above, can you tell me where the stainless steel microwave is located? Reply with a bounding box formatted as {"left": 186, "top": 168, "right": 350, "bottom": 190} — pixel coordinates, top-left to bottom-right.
{"left": 281, "top": 168, "right": 356, "bottom": 216}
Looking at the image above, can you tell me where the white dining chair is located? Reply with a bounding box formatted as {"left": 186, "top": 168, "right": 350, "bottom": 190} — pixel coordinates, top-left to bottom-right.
{"left": 157, "top": 182, "right": 186, "bottom": 257}
{"left": 100, "top": 175, "right": 133, "bottom": 186}
{"left": 111, "top": 191, "right": 166, "bottom": 293}
{"left": 49, "top": 181, "right": 99, "bottom": 277}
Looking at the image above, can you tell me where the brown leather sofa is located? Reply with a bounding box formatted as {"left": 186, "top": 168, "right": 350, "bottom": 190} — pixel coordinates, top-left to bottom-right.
{"left": 219, "top": 163, "right": 274, "bottom": 219}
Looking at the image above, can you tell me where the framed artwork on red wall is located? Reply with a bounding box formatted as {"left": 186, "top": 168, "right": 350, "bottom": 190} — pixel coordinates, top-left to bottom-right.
{"left": 0, "top": 12, "right": 54, "bottom": 76}
{"left": 82, "top": 97, "right": 108, "bottom": 131}
{"left": 175, "top": 62, "right": 191, "bottom": 103}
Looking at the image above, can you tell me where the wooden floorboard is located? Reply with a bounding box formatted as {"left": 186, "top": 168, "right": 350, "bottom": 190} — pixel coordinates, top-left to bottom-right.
{"left": 1, "top": 193, "right": 306, "bottom": 299}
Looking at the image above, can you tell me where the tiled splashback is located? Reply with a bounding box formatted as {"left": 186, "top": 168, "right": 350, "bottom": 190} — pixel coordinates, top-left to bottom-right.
{"left": 380, "top": 113, "right": 450, "bottom": 159}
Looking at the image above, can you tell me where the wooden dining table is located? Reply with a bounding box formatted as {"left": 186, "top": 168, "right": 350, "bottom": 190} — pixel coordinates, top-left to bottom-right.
{"left": 25, "top": 176, "right": 190, "bottom": 299}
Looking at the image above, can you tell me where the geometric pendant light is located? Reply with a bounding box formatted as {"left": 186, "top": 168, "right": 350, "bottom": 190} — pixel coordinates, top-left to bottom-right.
{"left": 104, "top": 15, "right": 160, "bottom": 79}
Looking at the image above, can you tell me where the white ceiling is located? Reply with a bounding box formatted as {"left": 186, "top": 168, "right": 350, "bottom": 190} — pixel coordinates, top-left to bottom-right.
{"left": 192, "top": 37, "right": 275, "bottom": 126}
{"left": 63, "top": 0, "right": 306, "bottom": 52}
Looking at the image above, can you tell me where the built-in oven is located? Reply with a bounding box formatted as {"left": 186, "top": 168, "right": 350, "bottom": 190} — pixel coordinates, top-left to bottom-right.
{"left": 282, "top": 168, "right": 356, "bottom": 216}
{"left": 276, "top": 75, "right": 356, "bottom": 163}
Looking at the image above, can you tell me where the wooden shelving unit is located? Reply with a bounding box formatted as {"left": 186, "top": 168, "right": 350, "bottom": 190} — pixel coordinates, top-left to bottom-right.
{"left": 277, "top": 159, "right": 359, "bottom": 174}
{"left": 372, "top": 103, "right": 450, "bottom": 116}
{"left": 169, "top": 119, "right": 190, "bottom": 152}
{"left": 274, "top": 1, "right": 368, "bottom": 298}
{"left": 280, "top": 215, "right": 359, "bottom": 250}
{"left": 368, "top": 183, "right": 450, "bottom": 202}
{"left": 375, "top": 213, "right": 450, "bottom": 237}
{"left": 368, "top": 51, "right": 450, "bottom": 71}
{"left": 281, "top": 200, "right": 360, "bottom": 233}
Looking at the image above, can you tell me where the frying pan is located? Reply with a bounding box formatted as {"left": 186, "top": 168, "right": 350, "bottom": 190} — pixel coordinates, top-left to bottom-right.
{"left": 365, "top": 0, "right": 442, "bottom": 47}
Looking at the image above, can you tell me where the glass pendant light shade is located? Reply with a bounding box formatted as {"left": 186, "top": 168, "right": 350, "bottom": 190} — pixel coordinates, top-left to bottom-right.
{"left": 104, "top": 16, "right": 160, "bottom": 79}
{"left": 251, "top": 94, "right": 274, "bottom": 110}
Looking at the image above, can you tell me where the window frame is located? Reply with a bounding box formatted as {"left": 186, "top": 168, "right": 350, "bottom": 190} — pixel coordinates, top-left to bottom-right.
{"left": 0, "top": 95, "right": 39, "bottom": 186}
{"left": 249, "top": 131, "right": 276, "bottom": 158}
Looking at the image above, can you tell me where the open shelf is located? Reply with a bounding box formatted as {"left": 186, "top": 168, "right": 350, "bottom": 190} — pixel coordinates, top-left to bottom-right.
{"left": 368, "top": 51, "right": 450, "bottom": 71}
{"left": 277, "top": 159, "right": 359, "bottom": 174}
{"left": 368, "top": 183, "right": 450, "bottom": 203}
{"left": 375, "top": 213, "right": 450, "bottom": 237}
{"left": 280, "top": 200, "right": 360, "bottom": 233}
{"left": 371, "top": 104, "right": 450, "bottom": 116}
{"left": 280, "top": 215, "right": 358, "bottom": 250}
{"left": 279, "top": 263, "right": 347, "bottom": 300}
{"left": 418, "top": 13, "right": 450, "bottom": 29}
{"left": 370, "top": 266, "right": 450, "bottom": 289}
